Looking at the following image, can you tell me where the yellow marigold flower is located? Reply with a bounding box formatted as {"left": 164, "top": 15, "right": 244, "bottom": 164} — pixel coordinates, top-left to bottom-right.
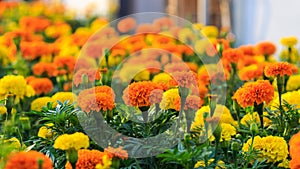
{"left": 201, "top": 25, "right": 219, "bottom": 38}
{"left": 54, "top": 132, "right": 89, "bottom": 151}
{"left": 51, "top": 92, "right": 77, "bottom": 107}
{"left": 159, "top": 88, "right": 180, "bottom": 110}
{"left": 191, "top": 105, "right": 237, "bottom": 131}
{"left": 220, "top": 123, "right": 236, "bottom": 142}
{"left": 242, "top": 136, "right": 289, "bottom": 163}
{"left": 119, "top": 65, "right": 150, "bottom": 82}
{"left": 281, "top": 36, "right": 298, "bottom": 47}
{"left": 287, "top": 74, "right": 300, "bottom": 91}
{"left": 280, "top": 47, "right": 299, "bottom": 63}
{"left": 152, "top": 72, "right": 172, "bottom": 83}
{"left": 31, "top": 97, "right": 53, "bottom": 111}
{"left": 25, "top": 85, "right": 35, "bottom": 97}
{"left": 4, "top": 137, "right": 21, "bottom": 149}
{"left": 38, "top": 123, "right": 54, "bottom": 139}
{"left": 178, "top": 28, "right": 194, "bottom": 43}
{"left": 0, "top": 75, "right": 27, "bottom": 100}
{"left": 194, "top": 159, "right": 226, "bottom": 169}
{"left": 0, "top": 105, "right": 7, "bottom": 115}
{"left": 95, "top": 155, "right": 112, "bottom": 169}
{"left": 278, "top": 159, "right": 290, "bottom": 169}
{"left": 241, "top": 112, "right": 271, "bottom": 127}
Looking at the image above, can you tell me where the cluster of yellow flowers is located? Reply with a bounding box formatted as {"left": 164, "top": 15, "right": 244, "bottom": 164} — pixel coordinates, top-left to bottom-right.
{"left": 54, "top": 132, "right": 89, "bottom": 150}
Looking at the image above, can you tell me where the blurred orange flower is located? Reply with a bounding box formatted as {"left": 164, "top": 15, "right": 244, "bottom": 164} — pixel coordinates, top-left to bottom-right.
{"left": 264, "top": 62, "right": 298, "bottom": 77}
{"left": 238, "top": 64, "right": 264, "bottom": 81}
{"left": 174, "top": 95, "right": 203, "bottom": 111}
{"left": 222, "top": 48, "right": 244, "bottom": 64}
{"left": 117, "top": 17, "right": 136, "bottom": 33}
{"left": 78, "top": 86, "right": 115, "bottom": 113}
{"left": 19, "top": 16, "right": 51, "bottom": 32}
{"left": 104, "top": 146, "right": 129, "bottom": 160}
{"left": 54, "top": 56, "right": 76, "bottom": 74}
{"left": 73, "top": 68, "right": 101, "bottom": 87}
{"left": 32, "top": 62, "right": 58, "bottom": 77}
{"left": 254, "top": 41, "right": 276, "bottom": 56}
{"left": 5, "top": 151, "right": 53, "bottom": 169}
{"left": 27, "top": 77, "right": 53, "bottom": 95}
{"left": 136, "top": 24, "right": 159, "bottom": 34}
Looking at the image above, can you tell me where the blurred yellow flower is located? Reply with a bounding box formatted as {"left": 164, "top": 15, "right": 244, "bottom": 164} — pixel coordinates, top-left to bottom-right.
{"left": 201, "top": 26, "right": 219, "bottom": 38}
{"left": 271, "top": 90, "right": 300, "bottom": 109}
{"left": 287, "top": 74, "right": 300, "bottom": 91}
{"left": 152, "top": 72, "right": 172, "bottom": 83}
{"left": 52, "top": 92, "right": 77, "bottom": 107}
{"left": 280, "top": 36, "right": 298, "bottom": 47}
{"left": 31, "top": 97, "right": 53, "bottom": 111}
{"left": 178, "top": 28, "right": 194, "bottom": 43}
{"left": 25, "top": 85, "right": 35, "bottom": 97}
{"left": 0, "top": 105, "right": 7, "bottom": 115}
{"left": 159, "top": 88, "right": 179, "bottom": 110}
{"left": 194, "top": 159, "right": 226, "bottom": 169}
{"left": 119, "top": 65, "right": 150, "bottom": 82}
{"left": 4, "top": 137, "right": 21, "bottom": 149}
{"left": 54, "top": 132, "right": 89, "bottom": 151}
{"left": 0, "top": 75, "right": 28, "bottom": 100}
{"left": 38, "top": 123, "right": 54, "bottom": 139}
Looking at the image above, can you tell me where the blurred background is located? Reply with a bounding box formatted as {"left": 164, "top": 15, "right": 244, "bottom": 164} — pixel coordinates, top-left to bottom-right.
{"left": 38, "top": 0, "right": 300, "bottom": 48}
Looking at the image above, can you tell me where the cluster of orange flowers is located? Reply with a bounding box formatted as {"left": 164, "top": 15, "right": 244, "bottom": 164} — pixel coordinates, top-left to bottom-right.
{"left": 264, "top": 62, "right": 298, "bottom": 77}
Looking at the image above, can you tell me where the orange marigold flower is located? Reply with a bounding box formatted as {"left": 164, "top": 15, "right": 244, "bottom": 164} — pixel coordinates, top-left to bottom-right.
{"left": 264, "top": 62, "right": 298, "bottom": 77}
{"left": 54, "top": 56, "right": 76, "bottom": 74}
{"left": 136, "top": 24, "right": 159, "bottom": 34}
{"left": 169, "top": 71, "right": 197, "bottom": 88}
{"left": 222, "top": 48, "right": 244, "bottom": 64}
{"left": 232, "top": 80, "right": 274, "bottom": 108}
{"left": 28, "top": 77, "right": 53, "bottom": 95}
{"left": 20, "top": 41, "right": 55, "bottom": 60}
{"left": 254, "top": 41, "right": 276, "bottom": 55}
{"left": 65, "top": 149, "right": 111, "bottom": 169}
{"left": 289, "top": 131, "right": 300, "bottom": 158}
{"left": 78, "top": 86, "right": 115, "bottom": 113}
{"left": 122, "top": 81, "right": 164, "bottom": 107}
{"left": 149, "top": 89, "right": 164, "bottom": 104}
{"left": 117, "top": 17, "right": 136, "bottom": 33}
{"left": 73, "top": 69, "right": 101, "bottom": 87}
{"left": 19, "top": 16, "right": 51, "bottom": 32}
{"left": 32, "top": 62, "right": 58, "bottom": 77}
{"left": 239, "top": 45, "right": 255, "bottom": 56}
{"left": 164, "top": 62, "right": 190, "bottom": 73}
{"left": 290, "top": 131, "right": 300, "bottom": 169}
{"left": 174, "top": 95, "right": 203, "bottom": 111}
{"left": 5, "top": 150, "right": 53, "bottom": 169}
{"left": 104, "top": 146, "right": 129, "bottom": 160}
{"left": 238, "top": 64, "right": 264, "bottom": 81}
{"left": 153, "top": 17, "right": 174, "bottom": 30}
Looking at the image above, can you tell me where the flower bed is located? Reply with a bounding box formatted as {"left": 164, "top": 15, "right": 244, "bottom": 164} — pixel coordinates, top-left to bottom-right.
{"left": 1, "top": 1, "right": 300, "bottom": 169}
